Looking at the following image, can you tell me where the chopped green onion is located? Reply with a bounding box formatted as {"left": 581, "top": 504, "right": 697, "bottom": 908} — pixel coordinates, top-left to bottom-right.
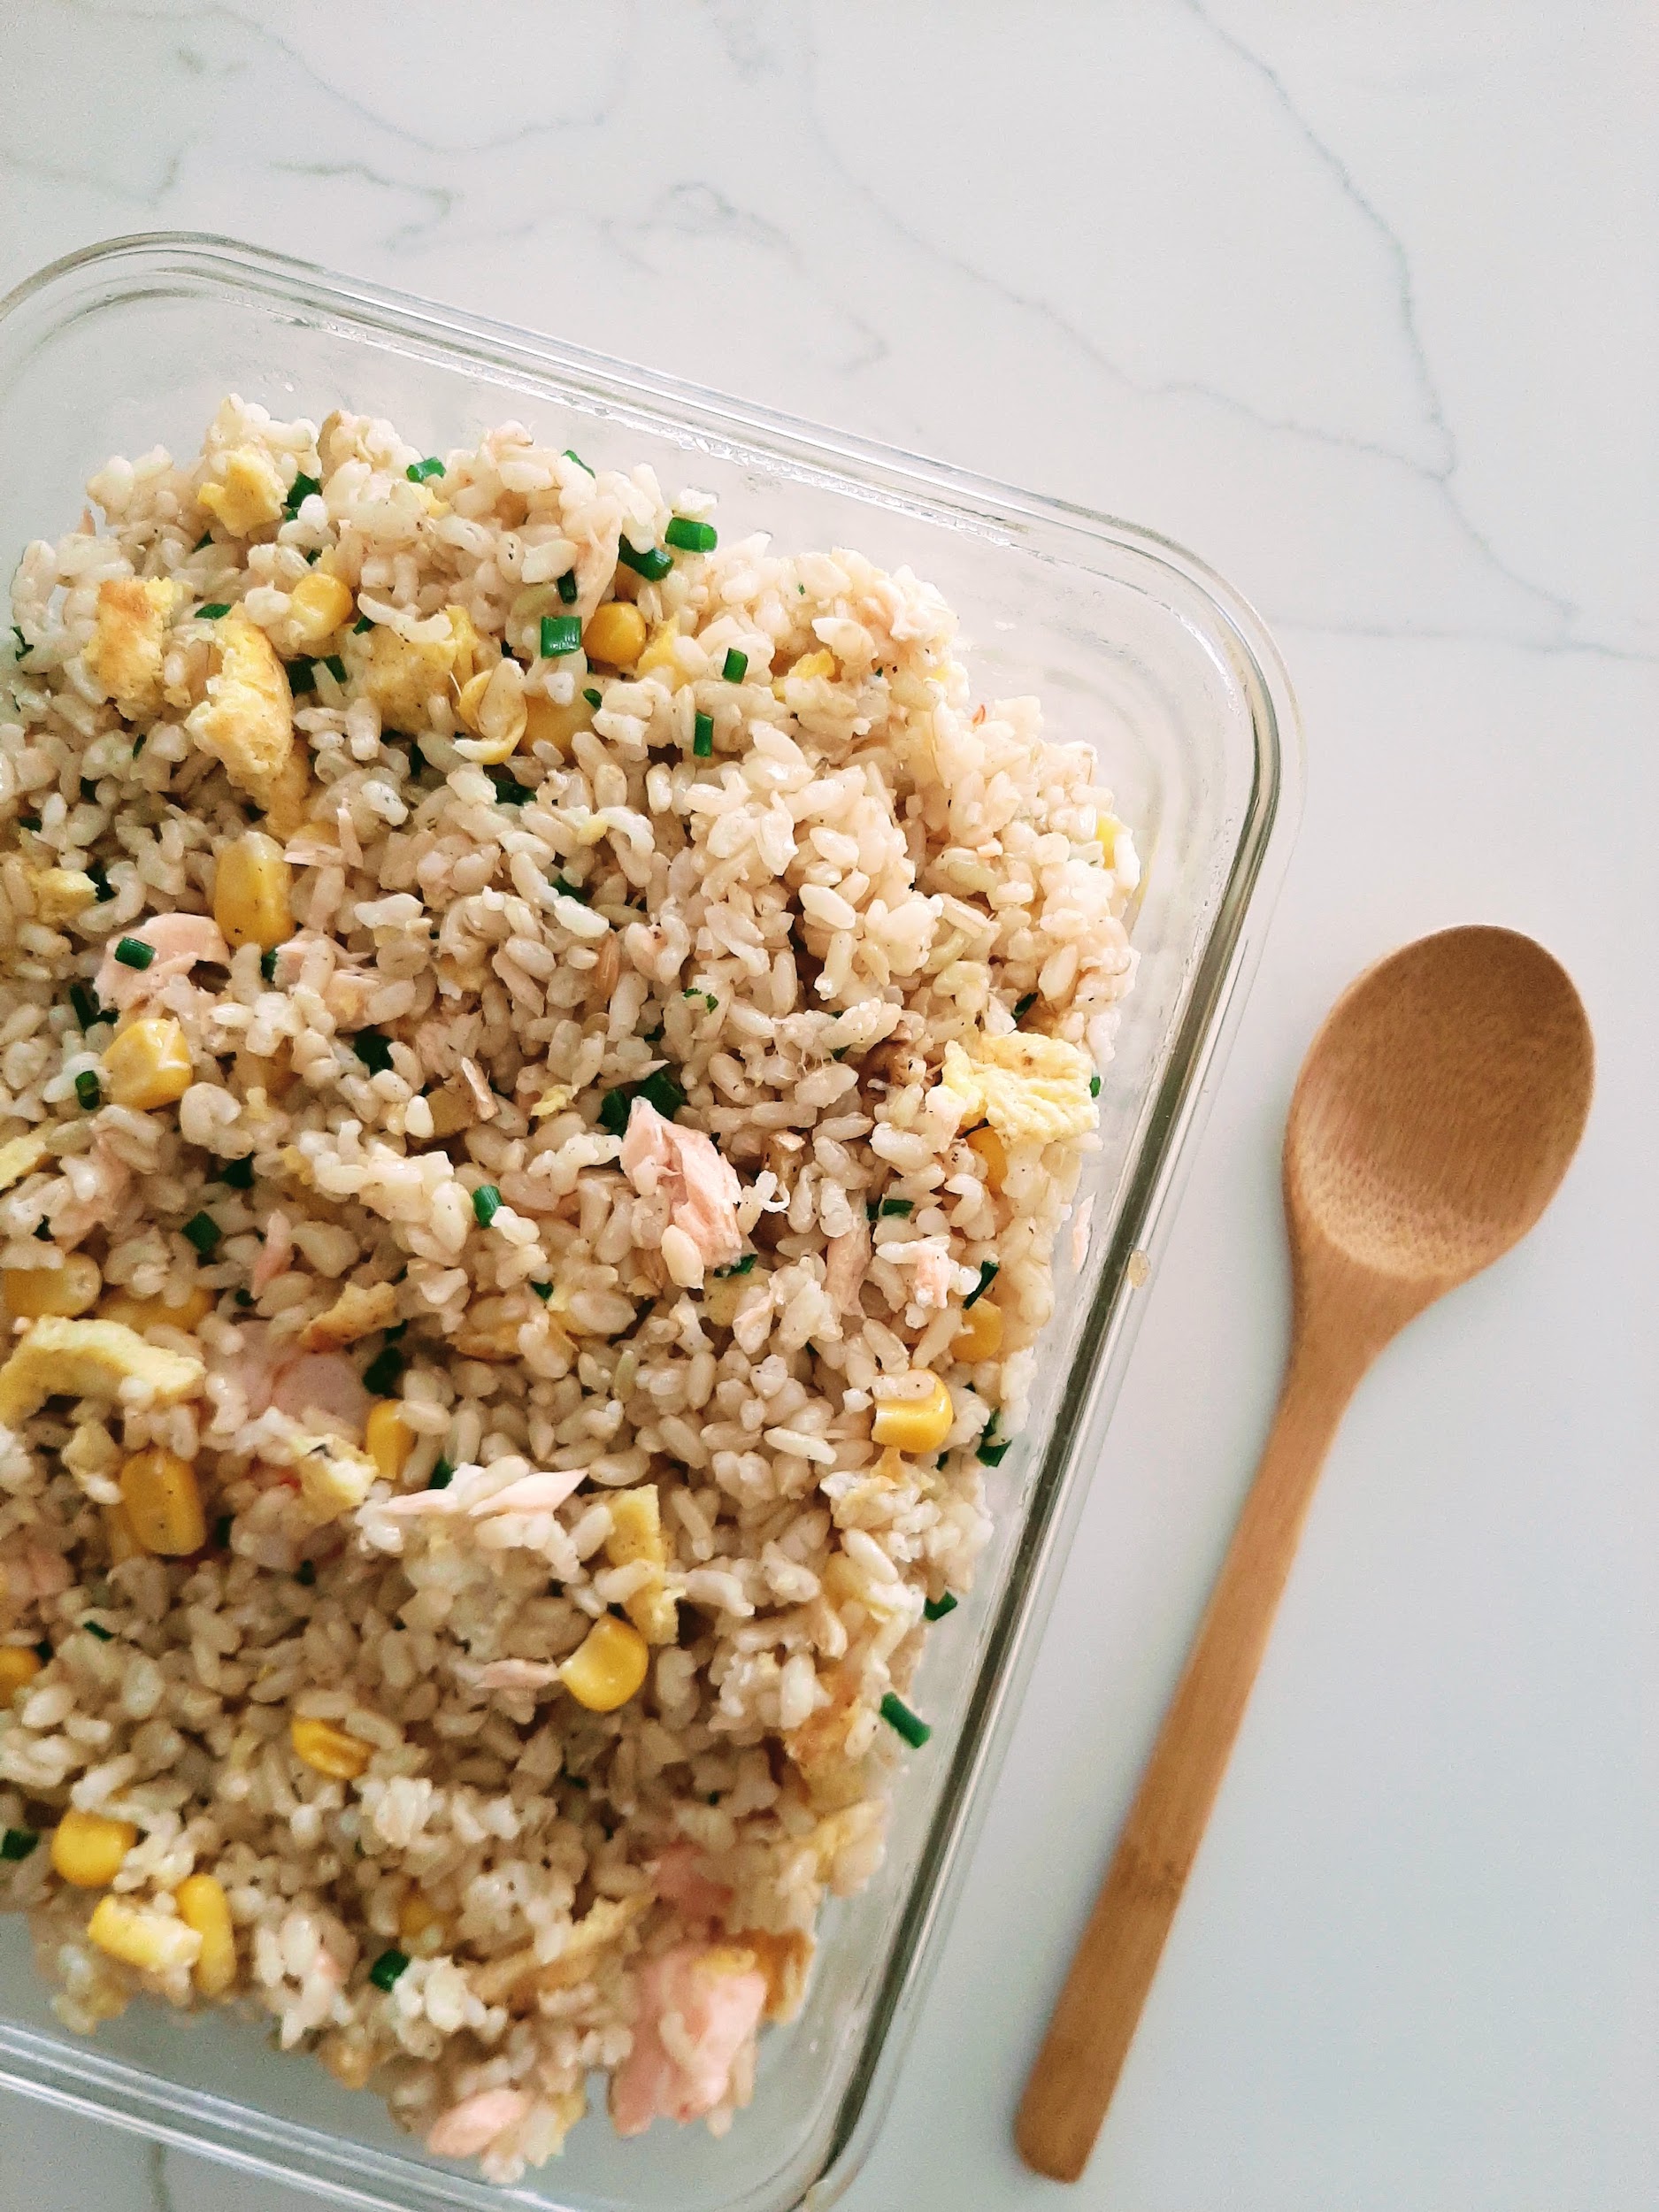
{"left": 181, "top": 1212, "right": 221, "bottom": 1256}
{"left": 428, "top": 1457, "right": 455, "bottom": 1491}
{"left": 635, "top": 1069, "right": 686, "bottom": 1121}
{"left": 8, "top": 626, "right": 26, "bottom": 658}
{"left": 219, "top": 1156, "right": 255, "bottom": 1189}
{"left": 598, "top": 1088, "right": 631, "bottom": 1135}
{"left": 562, "top": 448, "right": 593, "bottom": 474}
{"left": 879, "top": 1198, "right": 913, "bottom": 1218}
{"left": 79, "top": 778, "right": 99, "bottom": 803}
{"left": 0, "top": 1828, "right": 40, "bottom": 1862}
{"left": 259, "top": 949, "right": 279, "bottom": 983}
{"left": 303, "top": 548, "right": 321, "bottom": 565}
{"left": 369, "top": 1947, "right": 411, "bottom": 1991}
{"left": 132, "top": 733, "right": 147, "bottom": 757}
{"left": 1089, "top": 1073, "right": 1102, "bottom": 1097}
{"left": 74, "top": 1071, "right": 101, "bottom": 1111}
{"left": 113, "top": 937, "right": 153, "bottom": 972}
{"left": 353, "top": 1029, "right": 394, "bottom": 1075}
{"left": 353, "top": 614, "right": 373, "bottom": 634}
{"left": 879, "top": 1693, "right": 931, "bottom": 1748}
{"left": 711, "top": 1252, "right": 756, "bottom": 1279}
{"left": 87, "top": 861, "right": 113, "bottom": 902}
{"left": 923, "top": 1592, "right": 958, "bottom": 1623}
{"left": 692, "top": 711, "right": 714, "bottom": 758}
{"left": 17, "top": 814, "right": 40, "bottom": 833}
{"left": 323, "top": 654, "right": 347, "bottom": 682}
{"left": 194, "top": 533, "right": 214, "bottom": 552}
{"left": 296, "top": 1559, "right": 316, "bottom": 1587}
{"left": 557, "top": 569, "right": 580, "bottom": 605}
{"left": 284, "top": 472, "right": 322, "bottom": 516}
{"left": 70, "top": 983, "right": 103, "bottom": 1031}
{"left": 540, "top": 613, "right": 581, "bottom": 657}
{"left": 664, "top": 516, "right": 717, "bottom": 553}
{"left": 684, "top": 988, "right": 717, "bottom": 1009}
{"left": 552, "top": 875, "right": 590, "bottom": 902}
{"left": 197, "top": 603, "right": 231, "bottom": 620}
{"left": 487, "top": 768, "right": 535, "bottom": 806}
{"left": 582, "top": 687, "right": 603, "bottom": 709}
{"left": 382, "top": 1320, "right": 407, "bottom": 1344}
{"left": 33, "top": 1640, "right": 51, "bottom": 1662}
{"left": 82, "top": 1620, "right": 114, "bottom": 1642}
{"left": 32, "top": 1221, "right": 51, "bottom": 1240}
{"left": 287, "top": 657, "right": 317, "bottom": 695}
{"left": 233, "top": 1287, "right": 253, "bottom": 1307}
{"left": 472, "top": 1184, "right": 501, "bottom": 1228}
{"left": 214, "top": 1515, "right": 233, "bottom": 1548}
{"left": 617, "top": 538, "right": 672, "bottom": 582}
{"left": 1012, "top": 992, "right": 1037, "bottom": 1021}
{"left": 406, "top": 741, "right": 426, "bottom": 775}
{"left": 963, "top": 1259, "right": 1000, "bottom": 1310}
{"left": 362, "top": 1346, "right": 405, "bottom": 1396}
{"left": 978, "top": 1438, "right": 1012, "bottom": 1466}
{"left": 530, "top": 1279, "right": 553, "bottom": 1302}
{"left": 406, "top": 457, "right": 445, "bottom": 482}
{"left": 721, "top": 647, "right": 748, "bottom": 683}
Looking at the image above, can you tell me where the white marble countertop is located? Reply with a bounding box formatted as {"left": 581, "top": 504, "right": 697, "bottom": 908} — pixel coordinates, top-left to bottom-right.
{"left": 1, "top": 5, "right": 1655, "bottom": 2209}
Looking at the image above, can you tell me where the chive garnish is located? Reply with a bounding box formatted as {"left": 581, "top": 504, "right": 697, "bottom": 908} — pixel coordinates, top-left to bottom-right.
{"left": 181, "top": 1212, "right": 221, "bottom": 1256}
{"left": 353, "top": 1029, "right": 394, "bottom": 1075}
{"left": 323, "top": 653, "right": 347, "bottom": 682}
{"left": 69, "top": 983, "right": 103, "bottom": 1031}
{"left": 692, "top": 711, "right": 713, "bottom": 758}
{"left": 562, "top": 449, "right": 593, "bottom": 474}
{"left": 617, "top": 539, "right": 672, "bottom": 582}
{"left": 963, "top": 1259, "right": 999, "bottom": 1310}
{"left": 487, "top": 767, "right": 535, "bottom": 806}
{"left": 1090, "top": 1073, "right": 1102, "bottom": 1097}
{"left": 405, "top": 457, "right": 445, "bottom": 482}
{"left": 879, "top": 1198, "right": 913, "bottom": 1218}
{"left": 284, "top": 472, "right": 322, "bottom": 517}
{"left": 720, "top": 647, "right": 748, "bottom": 683}
{"left": 472, "top": 1184, "right": 501, "bottom": 1228}
{"left": 557, "top": 569, "right": 579, "bottom": 606}
{"left": 711, "top": 1252, "right": 756, "bottom": 1279}
{"left": 74, "top": 1071, "right": 101, "bottom": 1111}
{"left": 879, "top": 1693, "right": 931, "bottom": 1748}
{"left": 353, "top": 614, "right": 373, "bottom": 634}
{"left": 113, "top": 936, "right": 153, "bottom": 971}
{"left": 219, "top": 1156, "right": 255, "bottom": 1189}
{"left": 82, "top": 1621, "right": 113, "bottom": 1642}
{"left": 259, "top": 949, "right": 278, "bottom": 983}
{"left": 287, "top": 657, "right": 317, "bottom": 695}
{"left": 540, "top": 614, "right": 581, "bottom": 658}
{"left": 214, "top": 1515, "right": 233, "bottom": 1548}
{"left": 923, "top": 1592, "right": 958, "bottom": 1622}
{"left": 132, "top": 733, "right": 147, "bottom": 757}
{"left": 0, "top": 1829, "right": 39, "bottom": 1862}
{"left": 582, "top": 687, "right": 603, "bottom": 709}
{"left": 428, "top": 1457, "right": 455, "bottom": 1491}
{"left": 362, "top": 1346, "right": 405, "bottom": 1396}
{"left": 531, "top": 1280, "right": 553, "bottom": 1301}
{"left": 194, "top": 533, "right": 213, "bottom": 551}
{"left": 369, "top": 1947, "right": 411, "bottom": 1991}
{"left": 1012, "top": 992, "right": 1037, "bottom": 1022}
{"left": 552, "top": 876, "right": 590, "bottom": 902}
{"left": 197, "top": 603, "right": 231, "bottom": 620}
{"left": 597, "top": 1067, "right": 687, "bottom": 1136}
{"left": 296, "top": 1559, "right": 316, "bottom": 1586}
{"left": 664, "top": 517, "right": 717, "bottom": 553}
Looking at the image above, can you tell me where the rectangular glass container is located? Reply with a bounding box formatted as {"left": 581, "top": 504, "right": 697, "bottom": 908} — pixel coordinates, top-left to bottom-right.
{"left": 0, "top": 234, "right": 1301, "bottom": 2212}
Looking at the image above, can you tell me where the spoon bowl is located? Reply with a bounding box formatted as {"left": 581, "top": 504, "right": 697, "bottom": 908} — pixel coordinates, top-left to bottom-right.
{"left": 1017, "top": 926, "right": 1593, "bottom": 2183}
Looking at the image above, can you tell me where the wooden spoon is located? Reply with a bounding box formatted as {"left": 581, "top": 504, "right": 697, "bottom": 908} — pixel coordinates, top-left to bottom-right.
{"left": 1016, "top": 925, "right": 1594, "bottom": 2183}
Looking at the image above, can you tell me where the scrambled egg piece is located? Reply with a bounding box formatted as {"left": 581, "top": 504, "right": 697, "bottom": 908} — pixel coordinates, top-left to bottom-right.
{"left": 27, "top": 868, "right": 97, "bottom": 926}
{"left": 0, "top": 1129, "right": 50, "bottom": 1194}
{"left": 937, "top": 1032, "right": 1098, "bottom": 1147}
{"left": 197, "top": 448, "right": 286, "bottom": 537}
{"left": 732, "top": 1928, "right": 815, "bottom": 2023}
{"left": 604, "top": 1485, "right": 677, "bottom": 1644}
{"left": 186, "top": 611, "right": 310, "bottom": 833}
{"left": 472, "top": 1893, "right": 651, "bottom": 2010}
{"left": 360, "top": 606, "right": 478, "bottom": 729}
{"left": 302, "top": 1279, "right": 397, "bottom": 1352}
{"left": 0, "top": 1317, "right": 203, "bottom": 1426}
{"left": 84, "top": 577, "right": 180, "bottom": 719}
{"left": 294, "top": 1435, "right": 378, "bottom": 1525}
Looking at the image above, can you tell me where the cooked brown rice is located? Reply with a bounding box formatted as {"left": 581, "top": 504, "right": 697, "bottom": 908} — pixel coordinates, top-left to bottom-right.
{"left": 0, "top": 397, "right": 1138, "bottom": 2178}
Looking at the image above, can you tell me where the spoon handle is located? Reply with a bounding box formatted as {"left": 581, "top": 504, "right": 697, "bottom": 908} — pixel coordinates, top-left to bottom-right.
{"left": 1015, "top": 1322, "right": 1362, "bottom": 2182}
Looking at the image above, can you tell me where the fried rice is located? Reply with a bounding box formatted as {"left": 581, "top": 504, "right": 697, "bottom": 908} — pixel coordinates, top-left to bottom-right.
{"left": 0, "top": 397, "right": 1138, "bottom": 2179}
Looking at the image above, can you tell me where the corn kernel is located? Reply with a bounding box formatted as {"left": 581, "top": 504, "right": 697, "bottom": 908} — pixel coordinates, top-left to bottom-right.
{"left": 583, "top": 602, "right": 648, "bottom": 670}
{"left": 119, "top": 1448, "right": 206, "bottom": 1556}
{"left": 397, "top": 1888, "right": 447, "bottom": 1957}
{"left": 213, "top": 829, "right": 293, "bottom": 952}
{"left": 633, "top": 620, "right": 686, "bottom": 684}
{"left": 965, "top": 1123, "right": 1008, "bottom": 1187}
{"left": 50, "top": 1808, "right": 138, "bottom": 1888}
{"left": 364, "top": 1401, "right": 413, "bottom": 1485}
{"left": 3, "top": 1253, "right": 102, "bottom": 1319}
{"left": 104, "top": 1500, "right": 142, "bottom": 1564}
{"left": 87, "top": 1894, "right": 201, "bottom": 1976}
{"left": 97, "top": 1284, "right": 214, "bottom": 1333}
{"left": 103, "top": 1016, "right": 192, "bottom": 1110}
{"left": 871, "top": 1371, "right": 955, "bottom": 1455}
{"left": 524, "top": 692, "right": 595, "bottom": 756}
{"left": 286, "top": 569, "right": 353, "bottom": 652}
{"left": 558, "top": 1615, "right": 649, "bottom": 1713}
{"left": 290, "top": 1714, "right": 372, "bottom": 1780}
{"left": 954, "top": 1298, "right": 1003, "bottom": 1362}
{"left": 0, "top": 1646, "right": 42, "bottom": 1701}
{"left": 175, "top": 1871, "right": 237, "bottom": 1996}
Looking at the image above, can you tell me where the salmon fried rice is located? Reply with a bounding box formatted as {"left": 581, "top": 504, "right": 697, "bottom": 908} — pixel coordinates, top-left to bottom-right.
{"left": 0, "top": 398, "right": 1139, "bottom": 2179}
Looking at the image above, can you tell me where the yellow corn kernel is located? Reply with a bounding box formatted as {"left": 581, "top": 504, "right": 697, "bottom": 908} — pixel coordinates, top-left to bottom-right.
{"left": 964, "top": 1123, "right": 1008, "bottom": 1187}
{"left": 286, "top": 569, "right": 353, "bottom": 652}
{"left": 104, "top": 1500, "right": 142, "bottom": 1565}
{"left": 954, "top": 1298, "right": 1003, "bottom": 1363}
{"left": 558, "top": 1615, "right": 649, "bottom": 1713}
{"left": 3, "top": 1253, "right": 102, "bottom": 1319}
{"left": 97, "top": 1284, "right": 214, "bottom": 1333}
{"left": 174, "top": 1871, "right": 237, "bottom": 1997}
{"left": 871, "top": 1371, "right": 955, "bottom": 1455}
{"left": 0, "top": 1646, "right": 42, "bottom": 1701}
{"left": 397, "top": 1889, "right": 447, "bottom": 1957}
{"left": 87, "top": 1893, "right": 200, "bottom": 1976}
{"left": 289, "top": 1714, "right": 372, "bottom": 1781}
{"left": 119, "top": 1448, "right": 207, "bottom": 1557}
{"left": 212, "top": 829, "right": 293, "bottom": 953}
{"left": 50, "top": 1808, "right": 138, "bottom": 1889}
{"left": 103, "top": 1016, "right": 192, "bottom": 1110}
{"left": 524, "top": 692, "right": 594, "bottom": 756}
{"left": 582, "top": 602, "right": 648, "bottom": 670}
{"left": 364, "top": 1401, "right": 413, "bottom": 1485}
{"left": 633, "top": 620, "right": 684, "bottom": 683}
